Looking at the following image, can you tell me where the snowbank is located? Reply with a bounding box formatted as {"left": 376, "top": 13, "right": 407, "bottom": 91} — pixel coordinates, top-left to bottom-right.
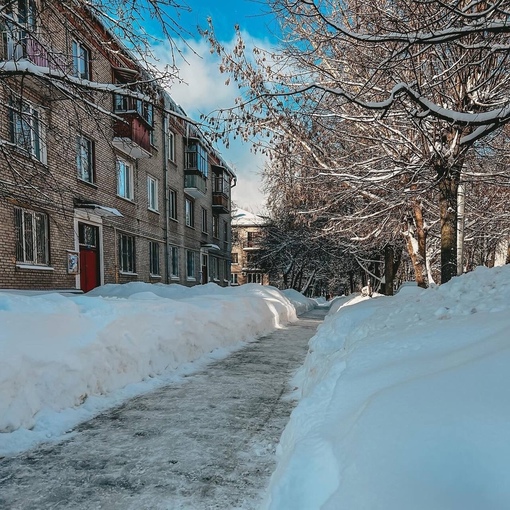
{"left": 265, "top": 265, "right": 510, "bottom": 510}
{"left": 0, "top": 283, "right": 304, "bottom": 456}
{"left": 281, "top": 289, "right": 317, "bottom": 315}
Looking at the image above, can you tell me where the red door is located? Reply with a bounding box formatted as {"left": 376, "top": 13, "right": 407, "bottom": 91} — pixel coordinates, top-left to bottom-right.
{"left": 78, "top": 223, "right": 100, "bottom": 293}
{"left": 80, "top": 248, "right": 99, "bottom": 293}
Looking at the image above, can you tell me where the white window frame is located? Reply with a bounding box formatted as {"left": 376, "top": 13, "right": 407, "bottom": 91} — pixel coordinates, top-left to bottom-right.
{"left": 76, "top": 134, "right": 94, "bottom": 183}
{"left": 231, "top": 273, "right": 239, "bottom": 285}
{"left": 185, "top": 197, "right": 194, "bottom": 228}
{"left": 147, "top": 175, "right": 159, "bottom": 212}
{"left": 186, "top": 249, "right": 196, "bottom": 280}
{"left": 10, "top": 99, "right": 46, "bottom": 163}
{"left": 14, "top": 207, "right": 50, "bottom": 266}
{"left": 72, "top": 40, "right": 91, "bottom": 80}
{"left": 247, "top": 272, "right": 263, "bottom": 284}
{"left": 117, "top": 158, "right": 134, "bottom": 200}
{"left": 168, "top": 130, "right": 175, "bottom": 162}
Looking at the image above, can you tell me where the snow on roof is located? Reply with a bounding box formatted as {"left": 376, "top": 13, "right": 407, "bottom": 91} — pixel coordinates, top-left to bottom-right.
{"left": 232, "top": 209, "right": 269, "bottom": 227}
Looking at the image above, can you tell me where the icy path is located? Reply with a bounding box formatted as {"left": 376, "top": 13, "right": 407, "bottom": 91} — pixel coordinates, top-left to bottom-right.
{"left": 0, "top": 308, "right": 327, "bottom": 510}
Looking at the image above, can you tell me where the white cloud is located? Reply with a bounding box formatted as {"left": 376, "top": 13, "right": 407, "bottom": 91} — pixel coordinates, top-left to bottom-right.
{"left": 154, "top": 33, "right": 272, "bottom": 212}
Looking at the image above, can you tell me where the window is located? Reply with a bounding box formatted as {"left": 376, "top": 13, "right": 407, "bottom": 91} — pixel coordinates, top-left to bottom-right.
{"left": 168, "top": 131, "right": 175, "bottom": 162}
{"left": 149, "top": 241, "right": 160, "bottom": 276}
{"left": 210, "top": 256, "right": 219, "bottom": 281}
{"left": 231, "top": 252, "right": 239, "bottom": 264}
{"left": 186, "top": 250, "right": 196, "bottom": 280}
{"left": 72, "top": 40, "right": 91, "bottom": 80}
{"left": 119, "top": 234, "right": 136, "bottom": 273}
{"left": 185, "top": 142, "right": 208, "bottom": 176}
{"left": 14, "top": 207, "right": 49, "bottom": 265}
{"left": 117, "top": 158, "right": 134, "bottom": 200}
{"left": 223, "top": 221, "right": 229, "bottom": 250}
{"left": 10, "top": 99, "right": 46, "bottom": 162}
{"left": 201, "top": 207, "right": 208, "bottom": 233}
{"left": 247, "top": 273, "right": 263, "bottom": 284}
{"left": 185, "top": 197, "right": 194, "bottom": 228}
{"left": 170, "top": 246, "right": 179, "bottom": 278}
{"left": 231, "top": 273, "right": 239, "bottom": 285}
{"left": 5, "top": 0, "right": 37, "bottom": 61}
{"left": 147, "top": 175, "right": 159, "bottom": 211}
{"left": 8, "top": 0, "right": 36, "bottom": 27}
{"left": 168, "top": 189, "right": 177, "bottom": 220}
{"left": 76, "top": 134, "right": 95, "bottom": 183}
{"left": 212, "top": 214, "right": 219, "bottom": 238}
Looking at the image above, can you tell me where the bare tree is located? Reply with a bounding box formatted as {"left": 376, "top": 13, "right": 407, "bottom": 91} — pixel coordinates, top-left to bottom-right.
{"left": 205, "top": 0, "right": 510, "bottom": 283}
{"left": 0, "top": 0, "right": 189, "bottom": 209}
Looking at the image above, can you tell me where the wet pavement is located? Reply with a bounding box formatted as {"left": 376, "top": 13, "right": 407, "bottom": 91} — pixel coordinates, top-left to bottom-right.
{"left": 0, "top": 308, "right": 327, "bottom": 510}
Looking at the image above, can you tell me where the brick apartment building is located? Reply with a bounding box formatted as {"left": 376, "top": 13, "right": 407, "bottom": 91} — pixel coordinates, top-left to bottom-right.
{"left": 231, "top": 209, "right": 269, "bottom": 286}
{"left": 0, "top": 1, "right": 235, "bottom": 292}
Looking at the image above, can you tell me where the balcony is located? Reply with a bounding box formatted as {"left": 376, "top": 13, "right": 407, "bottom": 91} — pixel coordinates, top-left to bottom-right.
{"left": 184, "top": 170, "right": 207, "bottom": 198}
{"left": 243, "top": 239, "right": 262, "bottom": 250}
{"left": 1, "top": 30, "right": 49, "bottom": 67}
{"left": 113, "top": 113, "right": 152, "bottom": 159}
{"left": 212, "top": 174, "right": 231, "bottom": 214}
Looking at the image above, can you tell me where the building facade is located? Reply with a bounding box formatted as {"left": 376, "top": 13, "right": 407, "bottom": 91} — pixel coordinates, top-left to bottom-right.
{"left": 0, "top": 1, "right": 235, "bottom": 292}
{"left": 231, "top": 209, "right": 269, "bottom": 286}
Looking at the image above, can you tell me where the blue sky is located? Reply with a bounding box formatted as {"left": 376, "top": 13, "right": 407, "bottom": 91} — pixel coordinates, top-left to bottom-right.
{"left": 151, "top": 0, "right": 279, "bottom": 212}
{"left": 176, "top": 0, "right": 279, "bottom": 42}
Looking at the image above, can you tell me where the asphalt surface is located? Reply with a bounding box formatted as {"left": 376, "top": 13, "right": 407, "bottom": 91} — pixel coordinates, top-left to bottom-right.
{"left": 0, "top": 307, "right": 328, "bottom": 510}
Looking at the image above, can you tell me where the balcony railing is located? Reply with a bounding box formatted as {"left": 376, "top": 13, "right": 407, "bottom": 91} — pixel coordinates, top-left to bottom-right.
{"left": 113, "top": 113, "right": 152, "bottom": 158}
{"left": 184, "top": 170, "right": 207, "bottom": 197}
{"left": 243, "top": 239, "right": 262, "bottom": 249}
{"left": 2, "top": 30, "right": 49, "bottom": 66}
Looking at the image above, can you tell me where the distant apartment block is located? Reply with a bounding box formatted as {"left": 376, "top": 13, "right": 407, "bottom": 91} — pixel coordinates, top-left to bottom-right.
{"left": 231, "top": 209, "right": 269, "bottom": 286}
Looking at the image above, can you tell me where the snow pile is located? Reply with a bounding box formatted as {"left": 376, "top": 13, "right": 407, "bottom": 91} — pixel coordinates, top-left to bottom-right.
{"left": 281, "top": 289, "right": 317, "bottom": 315}
{"left": 265, "top": 265, "right": 510, "bottom": 510}
{"left": 0, "top": 283, "right": 304, "bottom": 456}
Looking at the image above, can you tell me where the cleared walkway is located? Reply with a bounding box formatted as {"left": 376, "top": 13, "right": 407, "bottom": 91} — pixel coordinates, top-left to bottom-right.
{"left": 0, "top": 307, "right": 327, "bottom": 510}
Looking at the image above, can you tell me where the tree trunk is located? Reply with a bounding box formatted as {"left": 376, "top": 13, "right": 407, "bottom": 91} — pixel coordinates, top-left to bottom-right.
{"left": 384, "top": 245, "right": 395, "bottom": 296}
{"left": 403, "top": 199, "right": 428, "bottom": 288}
{"left": 438, "top": 168, "right": 459, "bottom": 283}
{"left": 457, "top": 181, "right": 465, "bottom": 275}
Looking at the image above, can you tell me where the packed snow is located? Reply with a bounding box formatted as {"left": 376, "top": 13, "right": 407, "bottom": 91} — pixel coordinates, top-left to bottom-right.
{"left": 3, "top": 265, "right": 509, "bottom": 509}
{"left": 264, "top": 265, "right": 510, "bottom": 509}
{"left": 0, "top": 282, "right": 315, "bottom": 457}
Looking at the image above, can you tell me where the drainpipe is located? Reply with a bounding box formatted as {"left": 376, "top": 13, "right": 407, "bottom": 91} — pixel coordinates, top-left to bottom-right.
{"left": 163, "top": 110, "right": 170, "bottom": 283}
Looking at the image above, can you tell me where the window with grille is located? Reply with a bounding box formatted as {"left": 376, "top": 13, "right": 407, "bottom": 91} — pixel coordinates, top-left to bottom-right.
{"left": 14, "top": 207, "right": 49, "bottom": 265}
{"left": 119, "top": 234, "right": 136, "bottom": 273}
